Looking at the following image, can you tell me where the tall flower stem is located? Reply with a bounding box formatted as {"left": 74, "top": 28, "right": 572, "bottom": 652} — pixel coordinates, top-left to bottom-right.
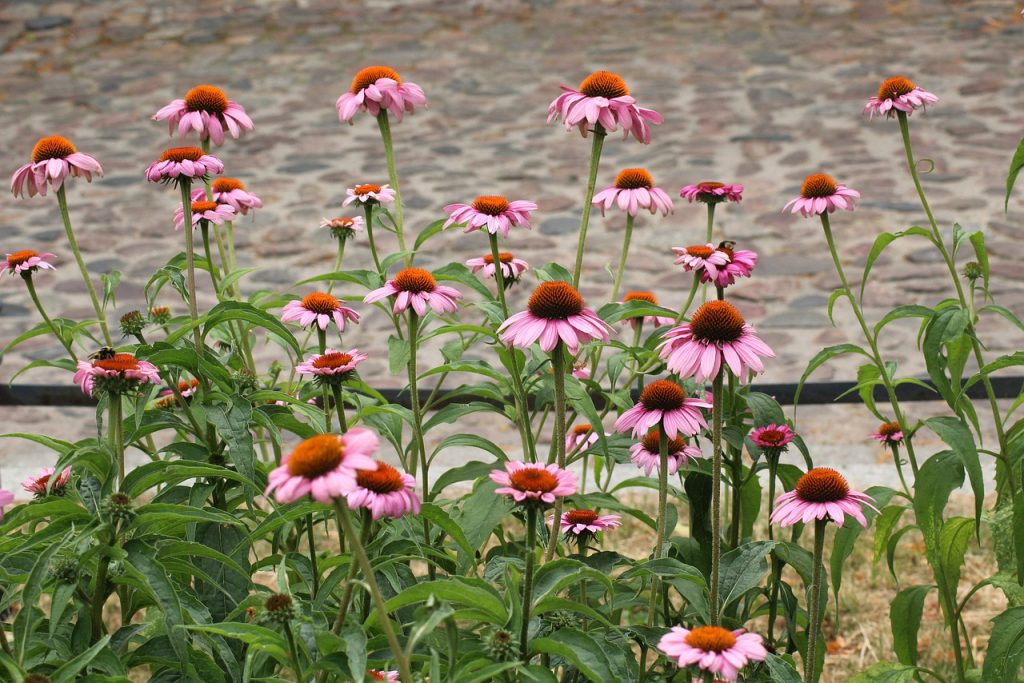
{"left": 178, "top": 181, "right": 204, "bottom": 354}
{"left": 673, "top": 273, "right": 702, "bottom": 325}
{"left": 805, "top": 518, "right": 828, "bottom": 682}
{"left": 819, "top": 213, "right": 919, "bottom": 475}
{"left": 632, "top": 320, "right": 646, "bottom": 394}
{"left": 610, "top": 214, "right": 636, "bottom": 303}
{"left": 56, "top": 186, "right": 112, "bottom": 345}
{"left": 363, "top": 204, "right": 384, "bottom": 277}
{"left": 544, "top": 342, "right": 568, "bottom": 562}
{"left": 647, "top": 428, "right": 670, "bottom": 627}
{"left": 376, "top": 112, "right": 409, "bottom": 265}
{"left": 23, "top": 275, "right": 77, "bottom": 361}
{"left": 330, "top": 239, "right": 347, "bottom": 292}
{"left": 704, "top": 202, "right": 717, "bottom": 242}
{"left": 332, "top": 384, "right": 349, "bottom": 432}
{"left": 889, "top": 442, "right": 913, "bottom": 499}
{"left": 199, "top": 222, "right": 221, "bottom": 293}
{"left": 406, "top": 312, "right": 429, "bottom": 489}
{"left": 109, "top": 396, "right": 124, "bottom": 487}
{"left": 520, "top": 505, "right": 539, "bottom": 662}
{"left": 283, "top": 624, "right": 304, "bottom": 681}
{"left": 571, "top": 127, "right": 607, "bottom": 289}
{"left": 709, "top": 369, "right": 725, "bottom": 625}
{"left": 333, "top": 500, "right": 413, "bottom": 682}
{"left": 765, "top": 456, "right": 783, "bottom": 645}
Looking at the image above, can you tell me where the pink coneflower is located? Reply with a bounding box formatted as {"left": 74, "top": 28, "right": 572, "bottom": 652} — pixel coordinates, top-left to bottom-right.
{"left": 364, "top": 268, "right": 461, "bottom": 316}
{"left": 466, "top": 252, "right": 529, "bottom": 286}
{"left": 1, "top": 250, "right": 56, "bottom": 277}
{"left": 871, "top": 420, "right": 904, "bottom": 445}
{"left": 556, "top": 508, "right": 621, "bottom": 538}
{"left": 592, "top": 168, "right": 673, "bottom": 217}
{"left": 705, "top": 242, "right": 758, "bottom": 288}
{"left": 296, "top": 348, "right": 367, "bottom": 384}
{"left": 368, "top": 671, "right": 400, "bottom": 682}
{"left": 548, "top": 71, "right": 663, "bottom": 143}
{"left": 0, "top": 489, "right": 13, "bottom": 521}
{"left": 176, "top": 379, "right": 200, "bottom": 398}
{"left": 174, "top": 200, "right": 236, "bottom": 230}
{"left": 750, "top": 423, "right": 795, "bottom": 457}
{"left": 22, "top": 466, "right": 72, "bottom": 497}
{"left": 490, "top": 461, "right": 578, "bottom": 505}
{"left": 615, "top": 380, "right": 710, "bottom": 439}
{"left": 572, "top": 363, "right": 590, "bottom": 380}
{"left": 443, "top": 195, "right": 537, "bottom": 237}
{"left": 265, "top": 430, "right": 379, "bottom": 505}
{"left": 73, "top": 353, "right": 161, "bottom": 397}
{"left": 659, "top": 301, "right": 775, "bottom": 382}
{"left": 621, "top": 291, "right": 674, "bottom": 328}
{"left": 566, "top": 423, "right": 600, "bottom": 451}
{"left": 320, "top": 216, "right": 364, "bottom": 241}
{"left": 498, "top": 281, "right": 613, "bottom": 353}
{"left": 11, "top": 135, "right": 103, "bottom": 198}
{"left": 658, "top": 625, "right": 767, "bottom": 682}
{"left": 864, "top": 76, "right": 937, "bottom": 119}
{"left": 672, "top": 244, "right": 730, "bottom": 282}
{"left": 771, "top": 467, "right": 876, "bottom": 528}
{"left": 145, "top": 147, "right": 224, "bottom": 185}
{"left": 630, "top": 428, "right": 703, "bottom": 476}
{"left": 783, "top": 173, "right": 860, "bottom": 217}
{"left": 193, "top": 178, "right": 263, "bottom": 215}
{"left": 281, "top": 292, "right": 359, "bottom": 332}
{"left": 679, "top": 181, "right": 744, "bottom": 205}
{"left": 153, "top": 85, "right": 254, "bottom": 146}
{"left": 336, "top": 66, "right": 426, "bottom": 124}
{"left": 343, "top": 183, "right": 396, "bottom": 207}
{"left": 346, "top": 459, "right": 420, "bottom": 520}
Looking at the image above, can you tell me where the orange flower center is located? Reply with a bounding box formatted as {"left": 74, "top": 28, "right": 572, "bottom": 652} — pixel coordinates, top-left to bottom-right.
{"left": 286, "top": 434, "right": 344, "bottom": 478}
{"left": 184, "top": 85, "right": 229, "bottom": 114}
{"left": 313, "top": 352, "right": 354, "bottom": 370}
{"left": 878, "top": 421, "right": 902, "bottom": 436}
{"left": 508, "top": 467, "right": 559, "bottom": 493}
{"left": 191, "top": 200, "right": 219, "bottom": 214}
{"left": 351, "top": 66, "right": 402, "bottom": 93}
{"left": 301, "top": 292, "right": 341, "bottom": 314}
{"left": 877, "top": 76, "right": 916, "bottom": 101}
{"left": 697, "top": 181, "right": 725, "bottom": 191}
{"left": 161, "top": 147, "right": 204, "bottom": 163}
{"left": 756, "top": 429, "right": 788, "bottom": 446}
{"left": 614, "top": 168, "right": 654, "bottom": 190}
{"left": 690, "top": 300, "right": 745, "bottom": 344}
{"left": 571, "top": 424, "right": 593, "bottom": 437}
{"left": 639, "top": 380, "right": 686, "bottom": 412}
{"left": 578, "top": 71, "right": 629, "bottom": 99}
{"left": 641, "top": 428, "right": 687, "bottom": 453}
{"left": 369, "top": 672, "right": 390, "bottom": 682}
{"left": 179, "top": 379, "right": 199, "bottom": 391}
{"left": 393, "top": 267, "right": 437, "bottom": 293}
{"left": 800, "top": 173, "right": 838, "bottom": 199}
{"left": 684, "top": 245, "right": 714, "bottom": 259}
{"left": 483, "top": 252, "right": 515, "bottom": 265}
{"left": 565, "top": 509, "right": 599, "bottom": 525}
{"left": 213, "top": 177, "right": 245, "bottom": 192}
{"left": 151, "top": 306, "right": 170, "bottom": 317}
{"left": 31, "top": 135, "right": 76, "bottom": 163}
{"left": 356, "top": 460, "right": 406, "bottom": 494}
{"left": 623, "top": 291, "right": 658, "bottom": 305}
{"left": 527, "top": 281, "right": 584, "bottom": 320}
{"left": 354, "top": 183, "right": 382, "bottom": 195}
{"left": 6, "top": 250, "right": 39, "bottom": 267}
{"left": 472, "top": 195, "right": 511, "bottom": 216}
{"left": 684, "top": 626, "right": 737, "bottom": 653}
{"left": 795, "top": 467, "right": 850, "bottom": 503}
{"left": 94, "top": 354, "right": 141, "bottom": 373}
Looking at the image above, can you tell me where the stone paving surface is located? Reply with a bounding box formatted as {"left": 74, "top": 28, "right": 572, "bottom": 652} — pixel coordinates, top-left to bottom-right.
{"left": 0, "top": 0, "right": 1021, "bottom": 486}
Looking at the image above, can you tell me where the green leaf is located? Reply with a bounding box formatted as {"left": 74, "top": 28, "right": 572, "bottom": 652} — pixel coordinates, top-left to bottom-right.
{"left": 185, "top": 623, "right": 290, "bottom": 663}
{"left": 1005, "top": 135, "right": 1024, "bottom": 211}
{"left": 13, "top": 529, "right": 69, "bottom": 662}
{"left": 745, "top": 392, "right": 786, "bottom": 426}
{"left": 380, "top": 578, "right": 507, "bottom": 624}
{"left": 980, "top": 304, "right": 1024, "bottom": 334}
{"left": 873, "top": 505, "right": 908, "bottom": 564}
{"left": 860, "top": 228, "right": 934, "bottom": 300}
{"left": 530, "top": 629, "right": 615, "bottom": 683}
{"left": 924, "top": 416, "right": 983, "bottom": 532}
{"left": 718, "top": 541, "right": 775, "bottom": 611}
{"left": 968, "top": 229, "right": 989, "bottom": 292}
{"left": 430, "top": 460, "right": 496, "bottom": 497}
{"left": 454, "top": 479, "right": 513, "bottom": 551}
{"left": 849, "top": 661, "right": 920, "bottom": 682}
{"left": 207, "top": 396, "right": 258, "bottom": 496}
{"left": 194, "top": 522, "right": 251, "bottom": 623}
{"left": 914, "top": 451, "right": 964, "bottom": 541}
{"left": 565, "top": 376, "right": 610, "bottom": 460}
{"left": 388, "top": 335, "right": 410, "bottom": 375}
{"left": 124, "top": 539, "right": 188, "bottom": 661}
{"left": 203, "top": 301, "right": 300, "bottom": 355}
{"left": 890, "top": 585, "right": 933, "bottom": 665}
{"left": 763, "top": 653, "right": 802, "bottom": 683}
{"left": 217, "top": 266, "right": 261, "bottom": 297}
{"left": 419, "top": 503, "right": 474, "bottom": 559}
{"left": 873, "top": 304, "right": 934, "bottom": 338}
{"left": 794, "top": 344, "right": 870, "bottom": 407}
{"left": 49, "top": 635, "right": 112, "bottom": 683}
{"left": 938, "top": 517, "right": 974, "bottom": 603}
{"left": 414, "top": 218, "right": 447, "bottom": 250}
{"left": 983, "top": 607, "right": 1024, "bottom": 681}
{"left": 531, "top": 559, "right": 614, "bottom": 606}
{"left": 831, "top": 486, "right": 894, "bottom": 610}
{"left": 101, "top": 270, "right": 122, "bottom": 309}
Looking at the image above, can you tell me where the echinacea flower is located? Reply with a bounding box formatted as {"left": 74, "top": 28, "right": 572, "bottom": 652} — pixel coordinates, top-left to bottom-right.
{"left": 174, "top": 200, "right": 236, "bottom": 230}
{"left": 158, "top": 379, "right": 200, "bottom": 406}
{"left": 548, "top": 70, "right": 663, "bottom": 143}
{"left": 871, "top": 420, "right": 904, "bottom": 445}
{"left": 498, "top": 281, "right": 613, "bottom": 353}
{"left": 672, "top": 244, "right": 730, "bottom": 282}
{"left": 343, "top": 183, "right": 396, "bottom": 207}
{"left": 704, "top": 242, "right": 758, "bottom": 288}
{"left": 11, "top": 135, "right": 103, "bottom": 198}
{"left": 321, "top": 216, "right": 364, "bottom": 241}
{"left": 615, "top": 380, "right": 710, "bottom": 439}
{"left": 592, "top": 168, "right": 673, "bottom": 216}
{"left": 658, "top": 625, "right": 767, "bottom": 682}
{"left": 630, "top": 428, "right": 703, "bottom": 476}
{"left": 346, "top": 459, "right": 420, "bottom": 520}
{"left": 194, "top": 178, "right": 263, "bottom": 215}
{"left": 336, "top": 65, "right": 426, "bottom": 124}
{"left": 296, "top": 348, "right": 367, "bottom": 384}
{"left": 566, "top": 423, "right": 599, "bottom": 451}
{"left": 73, "top": 353, "right": 161, "bottom": 397}
{"left": 659, "top": 300, "right": 775, "bottom": 382}
{"left": 749, "top": 423, "right": 795, "bottom": 457}
{"left": 783, "top": 173, "right": 860, "bottom": 217}
{"left": 145, "top": 147, "right": 224, "bottom": 185}
{"left": 490, "top": 461, "right": 578, "bottom": 505}
{"left": 22, "top": 466, "right": 72, "bottom": 497}
{"left": 572, "top": 363, "right": 590, "bottom": 380}
{"left": 621, "top": 291, "right": 674, "bottom": 328}
{"left": 368, "top": 671, "right": 400, "bottom": 682}
{"left": 1, "top": 250, "right": 56, "bottom": 277}
{"left": 556, "top": 508, "right": 621, "bottom": 539}
{"left": 771, "top": 467, "right": 876, "bottom": 527}
{"left": 364, "top": 268, "right": 461, "bottom": 316}
{"left": 281, "top": 292, "right": 359, "bottom": 332}
{"left": 265, "top": 430, "right": 379, "bottom": 505}
{"left": 0, "top": 489, "right": 13, "bottom": 521}
{"left": 466, "top": 252, "right": 529, "bottom": 286}
{"left": 864, "top": 76, "right": 937, "bottom": 119}
{"left": 153, "top": 85, "right": 254, "bottom": 145}
{"left": 149, "top": 306, "right": 172, "bottom": 325}
{"left": 679, "top": 181, "right": 743, "bottom": 205}
{"left": 442, "top": 195, "right": 537, "bottom": 237}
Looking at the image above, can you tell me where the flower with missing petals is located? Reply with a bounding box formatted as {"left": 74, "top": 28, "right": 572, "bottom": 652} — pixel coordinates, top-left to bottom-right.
{"left": 153, "top": 85, "right": 254, "bottom": 145}
{"left": 679, "top": 181, "right": 743, "bottom": 204}
{"left": 864, "top": 76, "right": 937, "bottom": 118}
{"left": 11, "top": 135, "right": 102, "bottom": 198}
{"left": 22, "top": 466, "right": 72, "bottom": 497}
{"left": 1, "top": 250, "right": 56, "bottom": 277}
{"left": 566, "top": 423, "right": 600, "bottom": 451}
{"left": 871, "top": 420, "right": 904, "bottom": 445}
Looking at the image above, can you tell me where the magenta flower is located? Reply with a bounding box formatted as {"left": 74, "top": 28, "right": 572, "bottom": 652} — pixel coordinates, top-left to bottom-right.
{"left": 364, "top": 268, "right": 461, "bottom": 317}
{"left": 771, "top": 467, "right": 876, "bottom": 528}
{"left": 281, "top": 292, "right": 359, "bottom": 332}
{"left": 658, "top": 625, "right": 767, "bottom": 681}
{"left": 490, "top": 461, "right": 577, "bottom": 505}
{"left": 153, "top": 85, "right": 254, "bottom": 146}
{"left": 73, "top": 354, "right": 161, "bottom": 397}
{"left": 672, "top": 243, "right": 730, "bottom": 282}
{"left": 566, "top": 423, "right": 600, "bottom": 452}
{"left": 659, "top": 301, "right": 775, "bottom": 383}
{"left": 871, "top": 420, "right": 904, "bottom": 445}
{"left": 621, "top": 291, "right": 674, "bottom": 328}
{"left": 498, "top": 281, "right": 613, "bottom": 353}
{"left": 145, "top": 147, "right": 224, "bottom": 185}
{"left": 22, "top": 466, "right": 72, "bottom": 497}
{"left": 548, "top": 70, "right": 663, "bottom": 143}
{"left": 346, "top": 460, "right": 420, "bottom": 520}
{"left": 783, "top": 173, "right": 860, "bottom": 217}
{"left": 0, "top": 489, "right": 13, "bottom": 521}
{"left": 443, "top": 195, "right": 537, "bottom": 237}
{"left": 336, "top": 65, "right": 426, "bottom": 124}
{"left": 864, "top": 76, "right": 937, "bottom": 119}
{"left": 174, "top": 200, "right": 236, "bottom": 230}
{"left": 592, "top": 168, "right": 673, "bottom": 216}
{"left": 1, "top": 250, "right": 56, "bottom": 277}
{"left": 296, "top": 348, "right": 367, "bottom": 382}
{"left": 266, "top": 431, "right": 379, "bottom": 505}
{"left": 705, "top": 243, "right": 758, "bottom": 288}
{"left": 11, "top": 135, "right": 102, "bottom": 198}
{"left": 368, "top": 671, "right": 400, "bottom": 682}
{"left": 466, "top": 252, "right": 530, "bottom": 284}
{"left": 750, "top": 423, "right": 795, "bottom": 456}
{"left": 202, "top": 178, "right": 263, "bottom": 215}
{"left": 679, "top": 181, "right": 744, "bottom": 204}
{"left": 572, "top": 363, "right": 590, "bottom": 380}
{"left": 615, "top": 380, "right": 710, "bottom": 439}
{"left": 629, "top": 428, "right": 703, "bottom": 476}
{"left": 343, "top": 183, "right": 396, "bottom": 207}
{"left": 320, "top": 216, "right": 364, "bottom": 240}
{"left": 555, "top": 509, "right": 621, "bottom": 537}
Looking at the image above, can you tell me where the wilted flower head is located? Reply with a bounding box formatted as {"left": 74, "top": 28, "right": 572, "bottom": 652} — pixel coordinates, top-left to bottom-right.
{"left": 146, "top": 147, "right": 224, "bottom": 185}
{"left": 149, "top": 306, "right": 172, "bottom": 325}
{"left": 490, "top": 461, "right": 577, "bottom": 506}
{"left": 336, "top": 65, "right": 426, "bottom": 124}
{"left": 347, "top": 460, "right": 420, "bottom": 520}
{"left": 364, "top": 268, "right": 461, "bottom": 316}
{"left": 119, "top": 310, "right": 146, "bottom": 337}
{"left": 466, "top": 252, "right": 529, "bottom": 287}
{"left": 872, "top": 420, "right": 904, "bottom": 445}
{"left": 443, "top": 195, "right": 537, "bottom": 237}
{"left": 265, "top": 430, "right": 379, "bottom": 505}
{"left": 320, "top": 216, "right": 364, "bottom": 241}
{"left": 153, "top": 85, "right": 254, "bottom": 145}
{"left": 679, "top": 181, "right": 743, "bottom": 204}
{"left": 659, "top": 301, "right": 775, "bottom": 382}
{"left": 259, "top": 593, "right": 296, "bottom": 625}
{"left": 864, "top": 76, "right": 937, "bottom": 119}
{"left": 783, "top": 173, "right": 860, "bottom": 217}
{"left": 343, "top": 182, "right": 396, "bottom": 207}
{"left": 11, "top": 135, "right": 102, "bottom": 198}
{"left": 592, "top": 168, "right": 673, "bottom": 217}
{"left": 771, "top": 467, "right": 876, "bottom": 528}
{"left": 281, "top": 292, "right": 359, "bottom": 332}
{"left": 1, "top": 250, "right": 56, "bottom": 278}
{"left": 658, "top": 625, "right": 767, "bottom": 681}
{"left": 73, "top": 353, "right": 161, "bottom": 397}
{"left": 548, "top": 70, "right": 663, "bottom": 143}
{"left": 22, "top": 466, "right": 72, "bottom": 497}
{"left": 498, "top": 281, "right": 613, "bottom": 353}
{"left": 615, "top": 380, "right": 710, "bottom": 439}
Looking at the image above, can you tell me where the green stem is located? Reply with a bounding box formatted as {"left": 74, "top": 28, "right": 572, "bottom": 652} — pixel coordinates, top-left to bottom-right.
{"left": 363, "top": 204, "right": 384, "bottom": 277}
{"left": 805, "top": 519, "right": 827, "bottom": 682}
{"left": 332, "top": 383, "right": 349, "bottom": 433}
{"left": 544, "top": 342, "right": 567, "bottom": 562}
{"left": 23, "top": 275, "right": 78, "bottom": 361}
{"left": 376, "top": 112, "right": 409, "bottom": 264}
{"left": 889, "top": 442, "right": 913, "bottom": 499}
{"left": 710, "top": 370, "right": 724, "bottom": 625}
{"left": 571, "top": 128, "right": 607, "bottom": 289}
{"left": 647, "top": 428, "right": 670, "bottom": 627}
{"left": 610, "top": 214, "right": 635, "bottom": 303}
{"left": 179, "top": 181, "right": 204, "bottom": 354}
{"left": 407, "top": 312, "right": 429, "bottom": 488}
{"left": 109, "top": 397, "right": 124, "bottom": 487}
{"left": 200, "top": 222, "right": 221, "bottom": 293}
{"left": 520, "top": 505, "right": 539, "bottom": 662}
{"left": 90, "top": 551, "right": 111, "bottom": 641}
{"left": 766, "top": 455, "right": 782, "bottom": 645}
{"left": 332, "top": 510, "right": 372, "bottom": 635}
{"left": 673, "top": 273, "right": 702, "bottom": 324}
{"left": 305, "top": 513, "right": 320, "bottom": 599}
{"left": 56, "top": 186, "right": 112, "bottom": 345}
{"left": 704, "top": 202, "right": 716, "bottom": 242}
{"left": 329, "top": 239, "right": 347, "bottom": 294}
{"left": 632, "top": 320, "right": 645, "bottom": 394}
{"left": 283, "top": 623, "right": 305, "bottom": 681}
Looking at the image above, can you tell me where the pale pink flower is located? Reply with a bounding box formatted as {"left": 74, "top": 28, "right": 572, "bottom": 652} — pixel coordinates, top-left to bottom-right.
{"left": 346, "top": 460, "right": 420, "bottom": 520}
{"left": 466, "top": 252, "right": 529, "bottom": 284}
{"left": 621, "top": 291, "right": 674, "bottom": 328}
{"left": 296, "top": 348, "right": 367, "bottom": 381}
{"left": 658, "top": 625, "right": 767, "bottom": 681}
{"left": 265, "top": 430, "right": 379, "bottom": 505}
{"left": 555, "top": 509, "right": 621, "bottom": 537}
{"left": 336, "top": 66, "right": 426, "bottom": 124}
{"left": 22, "top": 466, "right": 72, "bottom": 496}
{"left": 548, "top": 71, "right": 663, "bottom": 143}
{"left": 566, "top": 423, "right": 600, "bottom": 452}
{"left": 73, "top": 354, "right": 161, "bottom": 397}
{"left": 364, "top": 268, "right": 461, "bottom": 316}
{"left": 572, "top": 363, "right": 590, "bottom": 380}
{"left": 343, "top": 183, "right": 396, "bottom": 207}
{"left": 11, "top": 135, "right": 102, "bottom": 198}
{"left": 192, "top": 178, "right": 263, "bottom": 215}
{"left": 0, "top": 489, "right": 13, "bottom": 520}
{"left": 871, "top": 420, "right": 904, "bottom": 445}
{"left": 1, "top": 250, "right": 56, "bottom": 277}
{"left": 615, "top": 380, "right": 710, "bottom": 439}
{"left": 672, "top": 244, "right": 730, "bottom": 281}
{"left": 679, "top": 181, "right": 744, "bottom": 204}
{"left": 783, "top": 173, "right": 860, "bottom": 217}
{"left": 704, "top": 243, "right": 757, "bottom": 288}
{"left": 771, "top": 467, "right": 876, "bottom": 528}
{"left": 864, "top": 77, "right": 938, "bottom": 119}
{"left": 368, "top": 671, "right": 400, "bottom": 683}
{"left": 749, "top": 423, "right": 795, "bottom": 456}
{"left": 630, "top": 428, "right": 703, "bottom": 476}
{"left": 490, "top": 461, "right": 577, "bottom": 505}
{"left": 145, "top": 147, "right": 224, "bottom": 184}
{"left": 592, "top": 168, "right": 673, "bottom": 216}
{"left": 281, "top": 292, "right": 359, "bottom": 332}
{"left": 320, "top": 216, "right": 364, "bottom": 240}
{"left": 153, "top": 85, "right": 254, "bottom": 146}
{"left": 498, "top": 281, "right": 613, "bottom": 353}
{"left": 659, "top": 301, "right": 774, "bottom": 383}
{"left": 443, "top": 195, "right": 537, "bottom": 237}
{"left": 174, "top": 200, "right": 236, "bottom": 230}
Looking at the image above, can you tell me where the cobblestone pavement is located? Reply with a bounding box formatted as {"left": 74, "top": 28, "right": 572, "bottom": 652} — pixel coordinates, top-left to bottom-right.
{"left": 0, "top": 0, "right": 1021, "bottom": 486}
